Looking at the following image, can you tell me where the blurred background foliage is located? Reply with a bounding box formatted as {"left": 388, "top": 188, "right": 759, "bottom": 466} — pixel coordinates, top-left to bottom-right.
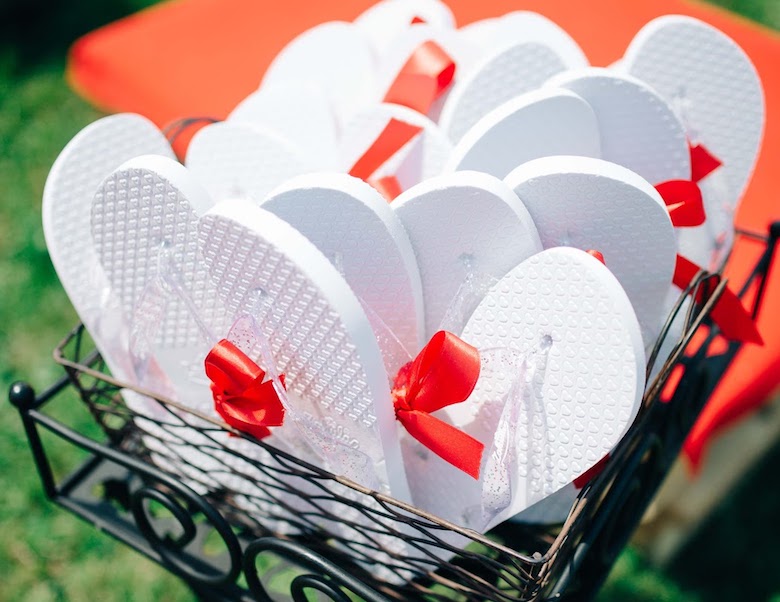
{"left": 0, "top": 0, "right": 779, "bottom": 600}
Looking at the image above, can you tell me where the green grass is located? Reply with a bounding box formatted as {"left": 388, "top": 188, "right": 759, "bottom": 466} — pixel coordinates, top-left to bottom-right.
{"left": 0, "top": 60, "right": 194, "bottom": 602}
{"left": 0, "top": 1, "right": 779, "bottom": 601}
{"left": 0, "top": 3, "right": 194, "bottom": 600}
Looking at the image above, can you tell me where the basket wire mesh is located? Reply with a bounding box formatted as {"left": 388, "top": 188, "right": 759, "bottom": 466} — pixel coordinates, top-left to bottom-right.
{"left": 37, "top": 262, "right": 735, "bottom": 601}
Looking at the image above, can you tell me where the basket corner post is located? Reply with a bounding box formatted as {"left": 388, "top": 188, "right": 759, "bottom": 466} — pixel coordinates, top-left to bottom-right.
{"left": 8, "top": 380, "right": 36, "bottom": 410}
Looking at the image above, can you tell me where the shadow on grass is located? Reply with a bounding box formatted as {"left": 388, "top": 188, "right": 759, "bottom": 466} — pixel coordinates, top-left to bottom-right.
{"left": 664, "top": 431, "right": 780, "bottom": 602}
{"left": 598, "top": 432, "right": 780, "bottom": 602}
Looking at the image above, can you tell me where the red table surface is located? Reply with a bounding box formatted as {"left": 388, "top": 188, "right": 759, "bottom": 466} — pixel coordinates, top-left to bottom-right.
{"left": 67, "top": 0, "right": 780, "bottom": 467}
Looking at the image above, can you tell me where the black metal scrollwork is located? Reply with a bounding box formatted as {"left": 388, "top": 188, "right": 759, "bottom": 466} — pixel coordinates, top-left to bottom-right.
{"left": 243, "top": 538, "right": 391, "bottom": 602}
{"left": 130, "top": 482, "right": 243, "bottom": 587}
{"left": 290, "top": 574, "right": 353, "bottom": 602}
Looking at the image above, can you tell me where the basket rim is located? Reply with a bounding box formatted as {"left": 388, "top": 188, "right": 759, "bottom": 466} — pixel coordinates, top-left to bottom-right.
{"left": 50, "top": 267, "right": 726, "bottom": 571}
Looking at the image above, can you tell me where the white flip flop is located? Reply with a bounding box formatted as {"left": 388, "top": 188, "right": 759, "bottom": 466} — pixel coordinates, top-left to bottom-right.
{"left": 259, "top": 172, "right": 425, "bottom": 372}
{"left": 505, "top": 156, "right": 677, "bottom": 347}
{"left": 185, "top": 121, "right": 311, "bottom": 204}
{"left": 447, "top": 87, "right": 600, "bottom": 179}
{"left": 392, "top": 171, "right": 542, "bottom": 339}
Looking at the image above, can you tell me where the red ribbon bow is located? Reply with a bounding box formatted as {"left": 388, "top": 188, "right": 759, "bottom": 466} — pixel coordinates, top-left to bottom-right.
{"left": 349, "top": 40, "right": 456, "bottom": 201}
{"left": 205, "top": 339, "right": 286, "bottom": 440}
{"left": 689, "top": 142, "right": 723, "bottom": 183}
{"left": 654, "top": 140, "right": 722, "bottom": 225}
{"left": 673, "top": 255, "right": 762, "bottom": 344}
{"left": 654, "top": 145, "right": 760, "bottom": 344}
{"left": 655, "top": 180, "right": 706, "bottom": 228}
{"left": 392, "top": 331, "right": 485, "bottom": 479}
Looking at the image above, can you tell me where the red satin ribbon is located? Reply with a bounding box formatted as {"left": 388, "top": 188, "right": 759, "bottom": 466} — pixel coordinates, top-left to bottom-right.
{"left": 349, "top": 118, "right": 423, "bottom": 182}
{"left": 392, "top": 331, "right": 485, "bottom": 479}
{"left": 673, "top": 255, "right": 762, "bottom": 344}
{"left": 349, "top": 41, "right": 456, "bottom": 199}
{"left": 586, "top": 249, "right": 606, "bottom": 265}
{"left": 383, "top": 40, "right": 456, "bottom": 114}
{"left": 655, "top": 180, "right": 706, "bottom": 227}
{"left": 689, "top": 142, "right": 723, "bottom": 183}
{"left": 205, "top": 339, "right": 285, "bottom": 440}
{"left": 657, "top": 147, "right": 758, "bottom": 343}
{"left": 368, "top": 175, "right": 403, "bottom": 201}
{"left": 573, "top": 453, "right": 611, "bottom": 489}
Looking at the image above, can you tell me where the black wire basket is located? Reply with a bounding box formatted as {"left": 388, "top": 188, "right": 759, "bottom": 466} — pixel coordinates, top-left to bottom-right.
{"left": 10, "top": 223, "right": 778, "bottom": 602}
